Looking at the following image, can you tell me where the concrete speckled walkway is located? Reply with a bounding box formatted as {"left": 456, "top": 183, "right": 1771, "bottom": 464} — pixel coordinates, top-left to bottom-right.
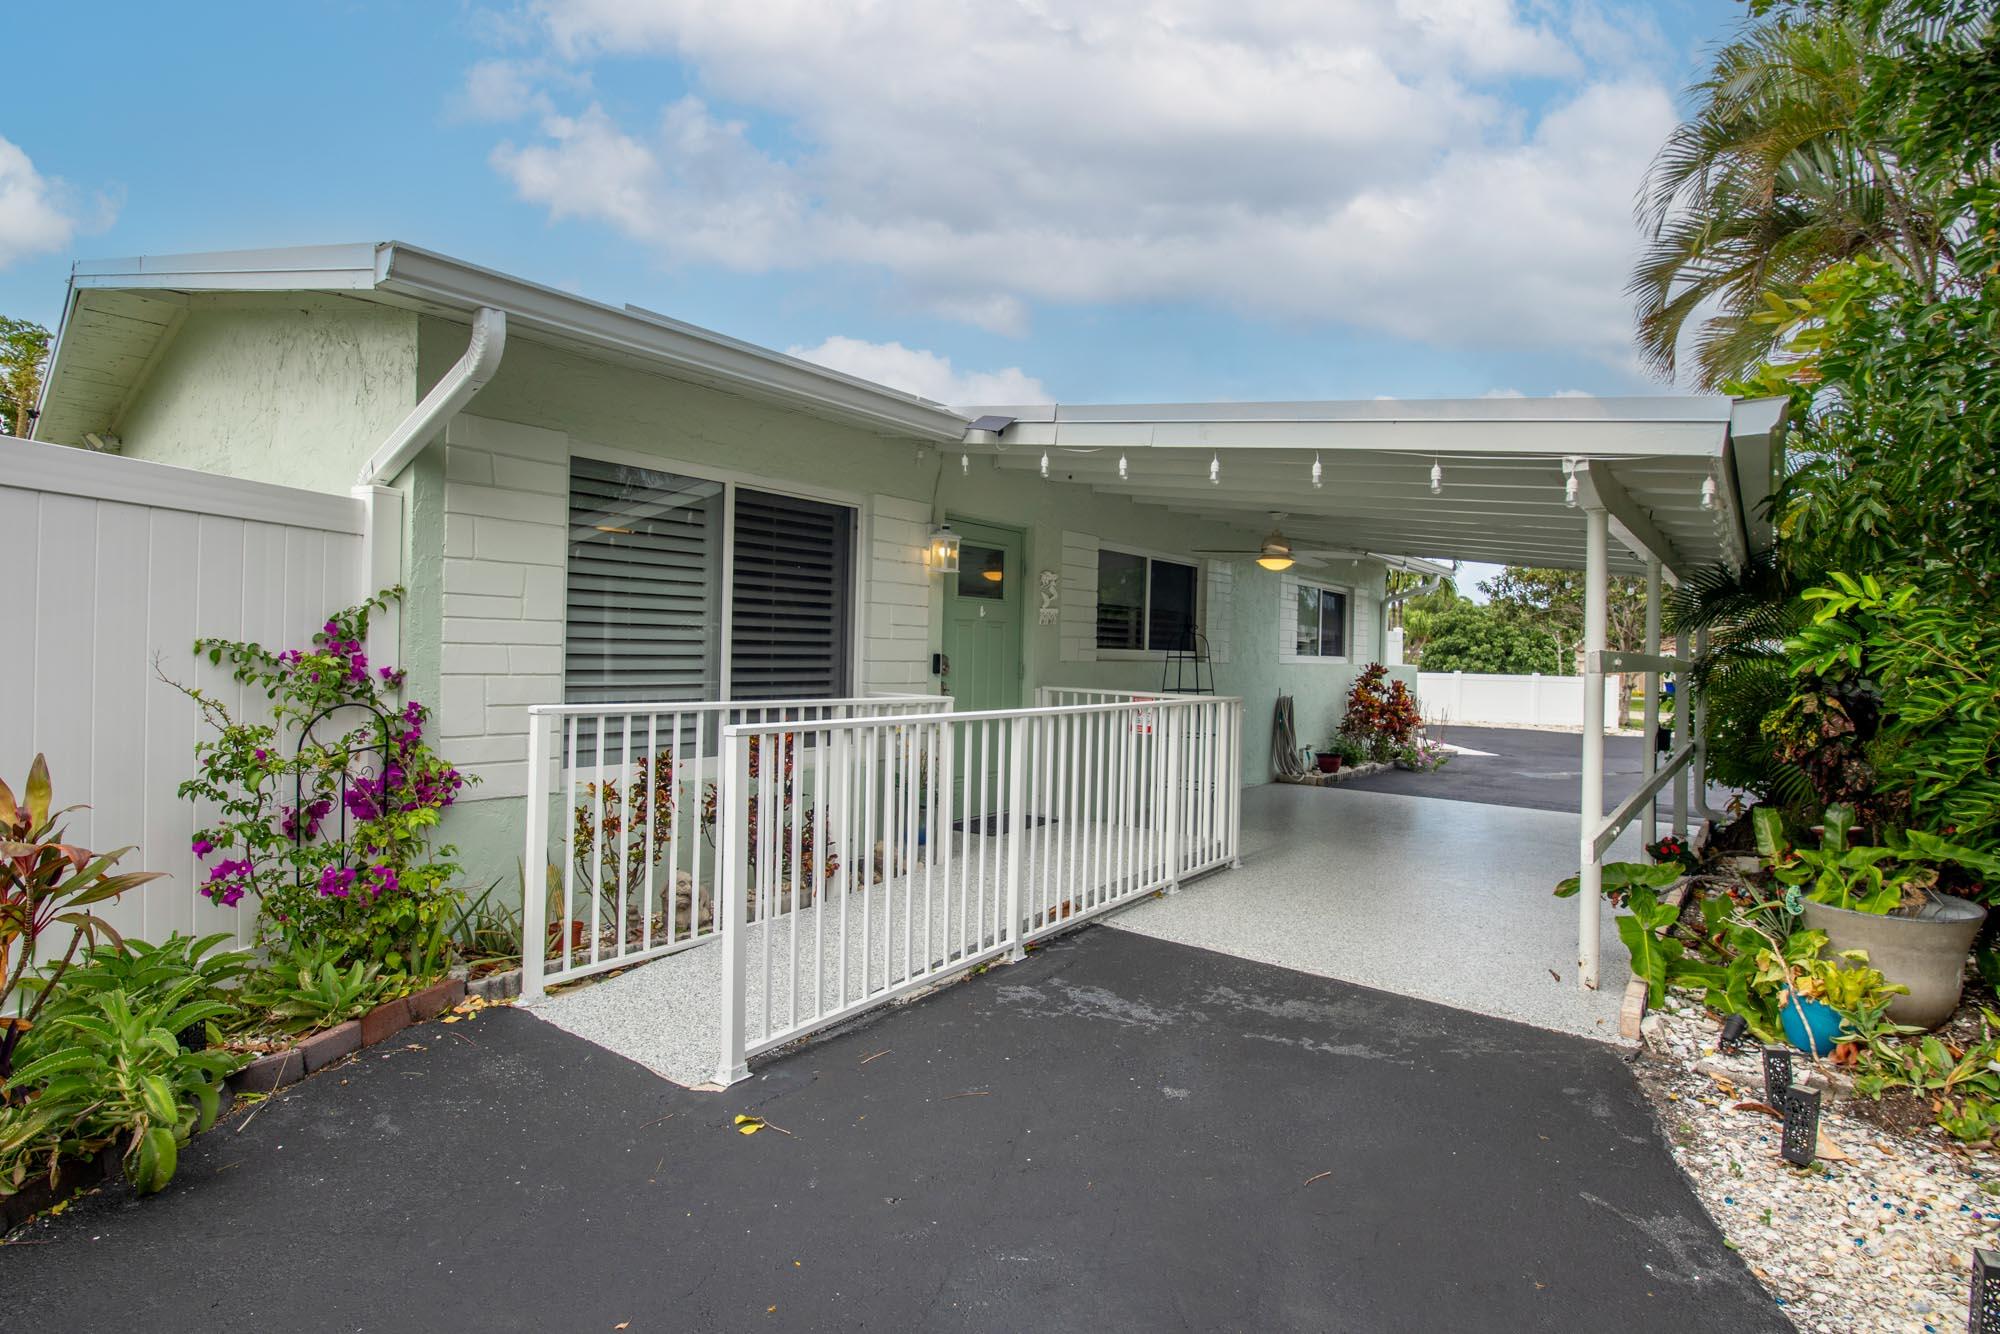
{"left": 1111, "top": 783, "right": 1640, "bottom": 1040}
{"left": 4, "top": 929, "right": 1788, "bottom": 1333}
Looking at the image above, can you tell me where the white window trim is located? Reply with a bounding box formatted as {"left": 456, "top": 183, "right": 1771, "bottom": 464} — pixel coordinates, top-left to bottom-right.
{"left": 1094, "top": 540, "right": 1204, "bottom": 660}
{"left": 1281, "top": 572, "right": 1355, "bottom": 666}
{"left": 566, "top": 439, "right": 867, "bottom": 700}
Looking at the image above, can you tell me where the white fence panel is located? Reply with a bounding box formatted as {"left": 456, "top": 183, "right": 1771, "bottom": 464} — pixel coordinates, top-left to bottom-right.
{"left": 1416, "top": 671, "right": 1620, "bottom": 730}
{"left": 0, "top": 435, "right": 382, "bottom": 950}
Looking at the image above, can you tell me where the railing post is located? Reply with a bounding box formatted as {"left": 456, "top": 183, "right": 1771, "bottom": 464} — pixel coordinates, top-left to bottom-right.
{"left": 520, "top": 709, "right": 550, "bottom": 1003}
{"left": 715, "top": 726, "right": 751, "bottom": 1086}
{"left": 1162, "top": 703, "right": 1182, "bottom": 892}
{"left": 1006, "top": 715, "right": 1027, "bottom": 960}
{"left": 1228, "top": 699, "right": 1244, "bottom": 868}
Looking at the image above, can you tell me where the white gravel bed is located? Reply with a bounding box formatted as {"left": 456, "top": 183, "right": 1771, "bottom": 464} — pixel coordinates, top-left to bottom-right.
{"left": 1640, "top": 995, "right": 2000, "bottom": 1332}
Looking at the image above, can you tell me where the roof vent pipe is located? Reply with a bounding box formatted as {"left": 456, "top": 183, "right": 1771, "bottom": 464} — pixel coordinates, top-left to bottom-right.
{"left": 358, "top": 306, "right": 506, "bottom": 485}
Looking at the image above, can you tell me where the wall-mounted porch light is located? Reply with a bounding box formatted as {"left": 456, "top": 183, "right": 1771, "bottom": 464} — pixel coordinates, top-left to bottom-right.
{"left": 928, "top": 523, "right": 961, "bottom": 574}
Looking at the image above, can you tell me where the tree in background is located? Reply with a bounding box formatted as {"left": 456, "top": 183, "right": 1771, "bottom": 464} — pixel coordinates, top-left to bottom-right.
{"left": 1415, "top": 603, "right": 1555, "bottom": 675}
{"left": 0, "top": 316, "right": 52, "bottom": 438}
{"left": 1629, "top": 7, "right": 1957, "bottom": 387}
{"left": 1477, "top": 567, "right": 1651, "bottom": 673}
{"left": 1387, "top": 572, "right": 1464, "bottom": 664}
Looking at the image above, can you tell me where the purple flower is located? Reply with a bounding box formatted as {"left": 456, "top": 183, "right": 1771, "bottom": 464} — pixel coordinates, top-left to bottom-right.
{"left": 191, "top": 837, "right": 214, "bottom": 858}
{"left": 365, "top": 864, "right": 400, "bottom": 897}
{"left": 317, "top": 865, "right": 357, "bottom": 898}
{"left": 253, "top": 747, "right": 269, "bottom": 762}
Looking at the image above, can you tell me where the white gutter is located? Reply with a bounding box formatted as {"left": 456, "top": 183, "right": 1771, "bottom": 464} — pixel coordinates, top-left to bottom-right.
{"left": 358, "top": 307, "right": 506, "bottom": 485}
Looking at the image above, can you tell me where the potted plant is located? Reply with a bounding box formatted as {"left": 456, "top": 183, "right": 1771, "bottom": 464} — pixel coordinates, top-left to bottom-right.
{"left": 1755, "top": 806, "right": 1988, "bottom": 1029}
{"left": 1314, "top": 742, "right": 1343, "bottom": 775}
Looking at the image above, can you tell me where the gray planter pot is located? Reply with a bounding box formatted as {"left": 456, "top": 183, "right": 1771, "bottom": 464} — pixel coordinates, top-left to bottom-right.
{"left": 1801, "top": 894, "right": 1987, "bottom": 1030}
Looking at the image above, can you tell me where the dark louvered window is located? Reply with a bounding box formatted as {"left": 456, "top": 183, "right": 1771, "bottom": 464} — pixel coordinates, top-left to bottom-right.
{"left": 565, "top": 459, "right": 854, "bottom": 708}
{"left": 729, "top": 489, "right": 852, "bottom": 700}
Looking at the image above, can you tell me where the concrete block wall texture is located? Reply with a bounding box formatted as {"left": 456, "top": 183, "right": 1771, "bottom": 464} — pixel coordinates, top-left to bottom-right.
{"left": 438, "top": 415, "right": 571, "bottom": 800}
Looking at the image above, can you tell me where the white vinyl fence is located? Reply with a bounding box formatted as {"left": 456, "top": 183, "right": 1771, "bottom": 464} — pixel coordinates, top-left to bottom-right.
{"left": 520, "top": 695, "right": 954, "bottom": 995}
{"left": 0, "top": 435, "right": 398, "bottom": 948}
{"left": 1417, "top": 671, "right": 1623, "bottom": 730}
{"left": 714, "top": 693, "right": 1243, "bottom": 1083}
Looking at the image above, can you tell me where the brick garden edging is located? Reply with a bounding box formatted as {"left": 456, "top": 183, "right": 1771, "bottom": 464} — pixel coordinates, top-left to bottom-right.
{"left": 4, "top": 971, "right": 520, "bottom": 1234}
{"left": 227, "top": 976, "right": 467, "bottom": 1096}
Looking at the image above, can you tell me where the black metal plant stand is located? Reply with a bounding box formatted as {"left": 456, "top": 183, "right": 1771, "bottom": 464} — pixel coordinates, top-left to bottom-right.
{"left": 1160, "top": 629, "right": 1215, "bottom": 696}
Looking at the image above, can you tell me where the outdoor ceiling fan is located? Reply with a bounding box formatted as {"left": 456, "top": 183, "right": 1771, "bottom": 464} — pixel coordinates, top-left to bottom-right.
{"left": 1192, "top": 515, "right": 1328, "bottom": 572}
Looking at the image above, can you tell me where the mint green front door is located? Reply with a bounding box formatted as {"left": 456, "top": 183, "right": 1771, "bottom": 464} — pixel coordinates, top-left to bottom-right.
{"left": 941, "top": 519, "right": 1023, "bottom": 819}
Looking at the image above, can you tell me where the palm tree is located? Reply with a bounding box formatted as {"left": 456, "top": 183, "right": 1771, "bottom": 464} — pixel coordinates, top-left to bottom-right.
{"left": 1629, "top": 12, "right": 1952, "bottom": 388}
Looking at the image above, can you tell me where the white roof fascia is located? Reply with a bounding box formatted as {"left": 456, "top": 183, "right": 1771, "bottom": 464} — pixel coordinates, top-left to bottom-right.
{"left": 63, "top": 242, "right": 975, "bottom": 444}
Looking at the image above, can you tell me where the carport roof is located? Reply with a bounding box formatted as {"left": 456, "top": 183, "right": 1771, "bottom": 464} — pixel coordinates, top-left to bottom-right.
{"left": 957, "top": 395, "right": 1786, "bottom": 580}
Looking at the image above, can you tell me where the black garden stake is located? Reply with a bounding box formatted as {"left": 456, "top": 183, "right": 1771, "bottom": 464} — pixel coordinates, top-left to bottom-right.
{"left": 1762, "top": 1045, "right": 1793, "bottom": 1102}
{"left": 1970, "top": 1248, "right": 2000, "bottom": 1333}
{"left": 1780, "top": 1086, "right": 1820, "bottom": 1167}
{"left": 1718, "top": 1015, "right": 1748, "bottom": 1053}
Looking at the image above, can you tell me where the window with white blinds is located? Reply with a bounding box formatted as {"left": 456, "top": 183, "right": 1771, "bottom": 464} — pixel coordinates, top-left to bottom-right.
{"left": 564, "top": 457, "right": 855, "bottom": 707}
{"left": 728, "top": 489, "right": 853, "bottom": 700}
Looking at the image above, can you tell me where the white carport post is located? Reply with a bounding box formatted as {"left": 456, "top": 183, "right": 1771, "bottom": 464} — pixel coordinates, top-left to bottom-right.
{"left": 1671, "top": 628, "right": 1691, "bottom": 837}
{"left": 1578, "top": 505, "right": 1609, "bottom": 990}
{"left": 1640, "top": 559, "right": 1662, "bottom": 855}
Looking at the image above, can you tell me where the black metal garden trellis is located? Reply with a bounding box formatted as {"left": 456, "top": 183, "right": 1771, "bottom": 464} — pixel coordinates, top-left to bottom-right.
{"left": 290, "top": 700, "right": 395, "bottom": 886}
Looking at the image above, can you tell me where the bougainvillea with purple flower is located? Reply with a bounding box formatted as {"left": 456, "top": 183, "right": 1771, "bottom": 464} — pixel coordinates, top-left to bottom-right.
{"left": 171, "top": 588, "right": 473, "bottom": 976}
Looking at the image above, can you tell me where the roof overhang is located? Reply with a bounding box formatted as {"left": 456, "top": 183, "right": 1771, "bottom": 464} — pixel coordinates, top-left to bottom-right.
{"left": 36, "top": 242, "right": 976, "bottom": 447}
{"left": 953, "top": 396, "right": 1787, "bottom": 581}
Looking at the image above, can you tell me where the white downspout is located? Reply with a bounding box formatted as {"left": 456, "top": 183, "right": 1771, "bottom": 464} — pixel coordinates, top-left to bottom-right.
{"left": 1578, "top": 505, "right": 1609, "bottom": 991}
{"left": 357, "top": 306, "right": 507, "bottom": 486}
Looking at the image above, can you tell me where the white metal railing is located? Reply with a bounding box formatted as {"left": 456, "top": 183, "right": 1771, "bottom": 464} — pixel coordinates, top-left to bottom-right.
{"left": 520, "top": 694, "right": 951, "bottom": 998}
{"left": 714, "top": 693, "right": 1243, "bottom": 1083}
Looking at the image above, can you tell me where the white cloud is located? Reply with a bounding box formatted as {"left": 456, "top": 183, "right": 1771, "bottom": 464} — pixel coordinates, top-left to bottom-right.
{"left": 481, "top": 1, "right": 1675, "bottom": 359}
{"left": 0, "top": 136, "right": 106, "bottom": 269}
{"left": 787, "top": 336, "right": 1050, "bottom": 405}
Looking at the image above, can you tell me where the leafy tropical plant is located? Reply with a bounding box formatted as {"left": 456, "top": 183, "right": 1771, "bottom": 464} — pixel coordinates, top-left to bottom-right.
{"left": 1630, "top": 8, "right": 1956, "bottom": 387}
{"left": 240, "top": 943, "right": 389, "bottom": 1035}
{"left": 0, "top": 755, "right": 165, "bottom": 1084}
{"left": 1338, "top": 665, "right": 1421, "bottom": 763}
{"left": 16, "top": 933, "right": 252, "bottom": 1052}
{"left": 1790, "top": 574, "right": 2000, "bottom": 848}
{"left": 172, "top": 589, "right": 470, "bottom": 977}
{"left": 2, "top": 979, "right": 242, "bottom": 1196}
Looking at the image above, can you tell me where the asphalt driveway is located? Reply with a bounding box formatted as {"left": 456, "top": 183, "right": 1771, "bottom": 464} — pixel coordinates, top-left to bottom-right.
{"left": 1342, "top": 725, "right": 1713, "bottom": 815}
{"left": 4, "top": 928, "right": 1785, "bottom": 1333}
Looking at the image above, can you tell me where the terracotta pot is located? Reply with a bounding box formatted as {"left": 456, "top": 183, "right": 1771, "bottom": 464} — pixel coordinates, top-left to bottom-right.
{"left": 1802, "top": 894, "right": 1986, "bottom": 1030}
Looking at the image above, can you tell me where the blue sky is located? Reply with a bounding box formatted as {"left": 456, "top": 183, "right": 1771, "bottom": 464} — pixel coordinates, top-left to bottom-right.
{"left": 1, "top": 1, "right": 1744, "bottom": 593}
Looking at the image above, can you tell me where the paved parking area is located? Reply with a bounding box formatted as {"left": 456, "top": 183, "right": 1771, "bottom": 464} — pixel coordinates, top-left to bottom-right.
{"left": 4, "top": 928, "right": 1786, "bottom": 1334}
{"left": 1112, "top": 781, "right": 1638, "bottom": 1038}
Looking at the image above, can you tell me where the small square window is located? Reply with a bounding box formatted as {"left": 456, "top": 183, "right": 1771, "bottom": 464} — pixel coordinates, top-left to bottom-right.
{"left": 1293, "top": 581, "right": 1348, "bottom": 659}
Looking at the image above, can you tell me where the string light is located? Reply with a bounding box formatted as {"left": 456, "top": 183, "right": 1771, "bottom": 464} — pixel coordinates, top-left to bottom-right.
{"left": 1429, "top": 459, "right": 1443, "bottom": 495}
{"left": 1040, "top": 450, "right": 1050, "bottom": 480}
{"left": 1118, "top": 453, "right": 1128, "bottom": 481}
{"left": 1311, "top": 454, "right": 1323, "bottom": 489}
{"left": 1565, "top": 474, "right": 1579, "bottom": 508}
{"left": 961, "top": 452, "right": 969, "bottom": 475}
{"left": 1700, "top": 476, "right": 1717, "bottom": 510}
{"left": 1209, "top": 453, "right": 1221, "bottom": 485}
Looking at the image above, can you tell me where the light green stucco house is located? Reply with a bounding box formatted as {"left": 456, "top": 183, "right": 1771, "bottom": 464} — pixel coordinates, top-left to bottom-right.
{"left": 34, "top": 242, "right": 1460, "bottom": 893}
